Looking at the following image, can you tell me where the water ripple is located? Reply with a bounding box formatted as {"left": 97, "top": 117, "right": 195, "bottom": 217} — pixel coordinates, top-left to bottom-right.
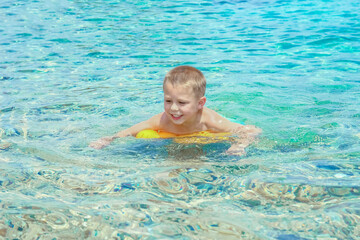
{"left": 1, "top": 0, "right": 360, "bottom": 239}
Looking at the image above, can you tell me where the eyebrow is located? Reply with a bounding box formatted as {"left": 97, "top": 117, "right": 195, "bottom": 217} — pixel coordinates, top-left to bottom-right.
{"left": 164, "top": 96, "right": 188, "bottom": 102}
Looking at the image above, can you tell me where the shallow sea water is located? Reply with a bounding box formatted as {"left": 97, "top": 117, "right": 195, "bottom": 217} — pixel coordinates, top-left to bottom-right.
{"left": 1, "top": 0, "right": 360, "bottom": 239}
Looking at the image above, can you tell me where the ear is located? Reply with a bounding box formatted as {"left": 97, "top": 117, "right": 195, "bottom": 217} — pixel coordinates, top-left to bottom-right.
{"left": 198, "top": 96, "right": 206, "bottom": 109}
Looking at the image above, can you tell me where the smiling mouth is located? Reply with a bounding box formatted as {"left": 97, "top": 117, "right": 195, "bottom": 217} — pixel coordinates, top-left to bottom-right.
{"left": 171, "top": 114, "right": 182, "bottom": 120}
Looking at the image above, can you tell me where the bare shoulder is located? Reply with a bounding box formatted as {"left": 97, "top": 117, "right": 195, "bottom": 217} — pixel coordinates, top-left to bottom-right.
{"left": 203, "top": 107, "right": 261, "bottom": 135}
{"left": 122, "top": 113, "right": 164, "bottom": 137}
{"left": 147, "top": 112, "right": 164, "bottom": 128}
{"left": 203, "top": 107, "right": 223, "bottom": 123}
{"left": 202, "top": 107, "right": 236, "bottom": 132}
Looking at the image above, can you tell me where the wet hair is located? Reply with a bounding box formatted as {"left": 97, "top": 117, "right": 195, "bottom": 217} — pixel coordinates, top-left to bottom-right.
{"left": 163, "top": 66, "right": 206, "bottom": 97}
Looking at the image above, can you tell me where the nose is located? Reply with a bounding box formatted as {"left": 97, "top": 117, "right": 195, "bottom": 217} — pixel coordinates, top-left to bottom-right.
{"left": 170, "top": 103, "right": 179, "bottom": 111}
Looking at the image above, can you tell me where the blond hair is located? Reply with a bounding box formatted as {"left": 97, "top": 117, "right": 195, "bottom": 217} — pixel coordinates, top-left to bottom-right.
{"left": 163, "top": 66, "right": 206, "bottom": 97}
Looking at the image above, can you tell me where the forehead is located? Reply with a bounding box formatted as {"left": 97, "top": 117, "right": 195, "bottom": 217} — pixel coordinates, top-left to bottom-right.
{"left": 163, "top": 82, "right": 196, "bottom": 97}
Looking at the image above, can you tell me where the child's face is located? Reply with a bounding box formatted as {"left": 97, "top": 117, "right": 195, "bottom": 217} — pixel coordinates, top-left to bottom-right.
{"left": 163, "top": 82, "right": 205, "bottom": 126}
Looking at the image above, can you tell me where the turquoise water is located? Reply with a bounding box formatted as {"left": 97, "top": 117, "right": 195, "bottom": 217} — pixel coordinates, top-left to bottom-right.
{"left": 1, "top": 0, "right": 359, "bottom": 238}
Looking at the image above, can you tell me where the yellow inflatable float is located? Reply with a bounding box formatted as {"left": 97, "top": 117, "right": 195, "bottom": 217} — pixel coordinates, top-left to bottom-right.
{"left": 136, "top": 129, "right": 233, "bottom": 144}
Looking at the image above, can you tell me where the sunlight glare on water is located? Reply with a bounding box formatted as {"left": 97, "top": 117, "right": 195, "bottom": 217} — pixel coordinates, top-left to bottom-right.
{"left": 1, "top": 0, "right": 360, "bottom": 239}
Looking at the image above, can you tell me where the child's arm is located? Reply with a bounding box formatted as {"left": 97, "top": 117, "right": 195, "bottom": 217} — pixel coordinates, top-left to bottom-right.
{"left": 89, "top": 114, "right": 161, "bottom": 149}
{"left": 226, "top": 124, "right": 262, "bottom": 155}
{"left": 207, "top": 111, "right": 261, "bottom": 155}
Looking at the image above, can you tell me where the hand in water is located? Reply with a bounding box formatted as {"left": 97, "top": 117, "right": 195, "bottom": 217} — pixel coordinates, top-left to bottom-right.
{"left": 89, "top": 136, "right": 114, "bottom": 149}
{"left": 226, "top": 144, "right": 246, "bottom": 156}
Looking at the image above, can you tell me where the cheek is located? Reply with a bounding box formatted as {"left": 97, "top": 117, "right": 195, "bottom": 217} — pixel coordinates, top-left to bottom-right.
{"left": 164, "top": 102, "right": 172, "bottom": 111}
{"left": 182, "top": 105, "right": 194, "bottom": 113}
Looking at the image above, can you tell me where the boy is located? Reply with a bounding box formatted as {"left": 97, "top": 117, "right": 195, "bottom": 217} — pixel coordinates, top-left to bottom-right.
{"left": 90, "top": 66, "right": 261, "bottom": 155}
